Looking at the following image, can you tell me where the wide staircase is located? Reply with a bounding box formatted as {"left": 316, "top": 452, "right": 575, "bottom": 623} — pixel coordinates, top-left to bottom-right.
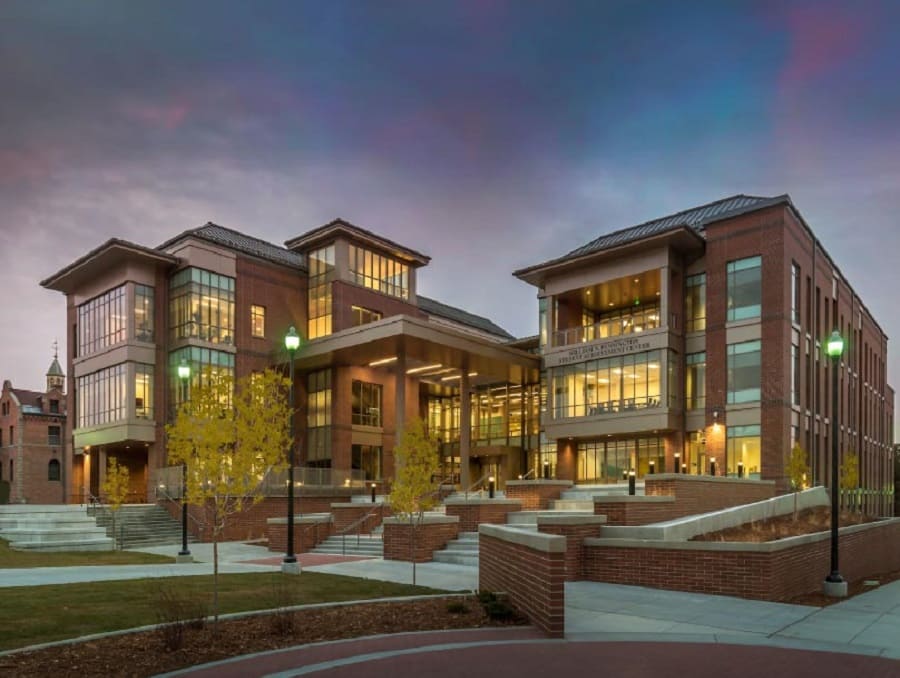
{"left": 431, "top": 482, "right": 643, "bottom": 566}
{"left": 310, "top": 531, "right": 384, "bottom": 558}
{"left": 91, "top": 504, "right": 193, "bottom": 549}
{"left": 0, "top": 505, "right": 113, "bottom": 551}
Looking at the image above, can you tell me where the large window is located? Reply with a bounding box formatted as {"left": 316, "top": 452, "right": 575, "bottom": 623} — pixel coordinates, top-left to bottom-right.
{"left": 555, "top": 302, "right": 660, "bottom": 346}
{"left": 169, "top": 268, "right": 235, "bottom": 344}
{"left": 48, "top": 459, "right": 61, "bottom": 481}
{"left": 308, "top": 245, "right": 334, "bottom": 339}
{"left": 251, "top": 305, "right": 266, "bottom": 338}
{"left": 351, "top": 380, "right": 383, "bottom": 426}
{"left": 77, "top": 364, "right": 127, "bottom": 428}
{"left": 727, "top": 340, "right": 761, "bottom": 404}
{"left": 727, "top": 256, "right": 762, "bottom": 322}
{"left": 578, "top": 437, "right": 664, "bottom": 483}
{"left": 791, "top": 262, "right": 801, "bottom": 326}
{"left": 551, "top": 350, "right": 662, "bottom": 419}
{"left": 351, "top": 306, "right": 382, "bottom": 327}
{"left": 48, "top": 425, "right": 61, "bottom": 446}
{"left": 791, "top": 341, "right": 800, "bottom": 407}
{"left": 134, "top": 284, "right": 154, "bottom": 342}
{"left": 685, "top": 273, "right": 706, "bottom": 332}
{"left": 135, "top": 364, "right": 154, "bottom": 419}
{"left": 307, "top": 369, "right": 332, "bottom": 465}
{"left": 727, "top": 424, "right": 761, "bottom": 478}
{"left": 349, "top": 244, "right": 409, "bottom": 299}
{"left": 168, "top": 347, "right": 234, "bottom": 411}
{"left": 77, "top": 285, "right": 127, "bottom": 356}
{"left": 686, "top": 352, "right": 706, "bottom": 410}
{"left": 352, "top": 444, "right": 382, "bottom": 481}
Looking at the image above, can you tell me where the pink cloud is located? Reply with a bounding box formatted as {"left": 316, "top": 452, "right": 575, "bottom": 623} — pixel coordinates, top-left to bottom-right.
{"left": 120, "top": 100, "right": 190, "bottom": 130}
{"left": 0, "top": 147, "right": 60, "bottom": 182}
{"left": 779, "top": 4, "right": 868, "bottom": 87}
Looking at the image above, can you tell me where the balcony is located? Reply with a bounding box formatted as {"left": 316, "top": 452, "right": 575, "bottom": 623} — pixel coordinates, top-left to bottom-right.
{"left": 553, "top": 303, "right": 662, "bottom": 347}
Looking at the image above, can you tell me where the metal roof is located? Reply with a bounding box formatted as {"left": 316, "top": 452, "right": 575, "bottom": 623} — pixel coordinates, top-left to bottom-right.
{"left": 565, "top": 194, "right": 775, "bottom": 258}
{"left": 417, "top": 295, "right": 514, "bottom": 340}
{"left": 159, "top": 223, "right": 305, "bottom": 269}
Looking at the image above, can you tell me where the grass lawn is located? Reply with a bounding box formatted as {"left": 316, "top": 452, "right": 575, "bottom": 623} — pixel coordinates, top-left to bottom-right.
{"left": 0, "top": 572, "right": 441, "bottom": 651}
{"left": 0, "top": 539, "right": 174, "bottom": 568}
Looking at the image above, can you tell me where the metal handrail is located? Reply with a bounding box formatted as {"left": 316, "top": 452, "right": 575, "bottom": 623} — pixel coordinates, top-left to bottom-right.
{"left": 518, "top": 468, "right": 536, "bottom": 480}
{"left": 155, "top": 483, "right": 205, "bottom": 531}
{"left": 339, "top": 503, "right": 384, "bottom": 555}
{"left": 464, "top": 473, "right": 492, "bottom": 500}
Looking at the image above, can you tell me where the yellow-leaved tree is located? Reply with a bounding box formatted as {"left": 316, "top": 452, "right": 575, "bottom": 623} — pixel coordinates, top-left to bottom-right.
{"left": 840, "top": 450, "right": 860, "bottom": 513}
{"left": 785, "top": 442, "right": 810, "bottom": 521}
{"left": 101, "top": 457, "right": 131, "bottom": 549}
{"left": 390, "top": 417, "right": 439, "bottom": 585}
{"left": 166, "top": 367, "right": 292, "bottom": 625}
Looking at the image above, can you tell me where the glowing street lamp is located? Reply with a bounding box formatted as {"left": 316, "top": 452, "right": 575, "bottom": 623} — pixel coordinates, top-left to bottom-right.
{"left": 176, "top": 358, "right": 191, "bottom": 562}
{"left": 825, "top": 330, "right": 846, "bottom": 596}
{"left": 283, "top": 326, "right": 301, "bottom": 573}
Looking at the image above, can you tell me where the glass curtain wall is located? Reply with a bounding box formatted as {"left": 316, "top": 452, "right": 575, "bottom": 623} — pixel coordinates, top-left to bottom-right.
{"left": 685, "top": 352, "right": 706, "bottom": 410}
{"left": 134, "top": 364, "right": 153, "bottom": 419}
{"left": 349, "top": 244, "right": 409, "bottom": 299}
{"left": 307, "top": 369, "right": 332, "bottom": 467}
{"left": 551, "top": 350, "right": 662, "bottom": 418}
{"left": 726, "top": 256, "right": 762, "bottom": 321}
{"left": 308, "top": 245, "right": 335, "bottom": 339}
{"left": 727, "top": 340, "right": 762, "bottom": 403}
{"left": 78, "top": 285, "right": 127, "bottom": 356}
{"left": 685, "top": 273, "right": 706, "bottom": 332}
{"left": 134, "top": 284, "right": 154, "bottom": 342}
{"left": 577, "top": 437, "right": 664, "bottom": 482}
{"left": 169, "top": 268, "right": 235, "bottom": 344}
{"left": 77, "top": 364, "right": 127, "bottom": 428}
{"left": 727, "top": 425, "right": 761, "bottom": 478}
{"left": 168, "top": 347, "right": 235, "bottom": 411}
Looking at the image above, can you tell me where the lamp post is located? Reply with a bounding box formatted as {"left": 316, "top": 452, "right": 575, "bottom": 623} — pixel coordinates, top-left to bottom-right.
{"left": 283, "top": 326, "right": 301, "bottom": 574}
{"left": 176, "top": 358, "right": 192, "bottom": 563}
{"left": 824, "top": 329, "right": 847, "bottom": 596}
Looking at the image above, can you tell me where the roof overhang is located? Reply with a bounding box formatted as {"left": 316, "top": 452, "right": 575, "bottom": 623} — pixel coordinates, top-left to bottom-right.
{"left": 41, "top": 239, "right": 179, "bottom": 294}
{"left": 285, "top": 219, "right": 430, "bottom": 266}
{"left": 514, "top": 225, "right": 704, "bottom": 288}
{"left": 291, "top": 314, "right": 540, "bottom": 386}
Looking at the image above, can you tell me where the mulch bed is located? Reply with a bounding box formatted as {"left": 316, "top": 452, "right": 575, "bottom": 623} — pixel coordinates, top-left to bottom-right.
{"left": 0, "top": 596, "right": 525, "bottom": 678}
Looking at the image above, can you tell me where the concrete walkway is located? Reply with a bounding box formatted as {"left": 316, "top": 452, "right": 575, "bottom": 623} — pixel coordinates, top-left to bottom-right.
{"left": 4, "top": 540, "right": 899, "bottom": 670}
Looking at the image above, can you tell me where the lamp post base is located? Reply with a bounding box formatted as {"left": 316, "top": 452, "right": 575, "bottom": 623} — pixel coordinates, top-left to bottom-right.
{"left": 281, "top": 560, "right": 301, "bottom": 575}
{"left": 175, "top": 553, "right": 194, "bottom": 564}
{"left": 823, "top": 578, "right": 848, "bottom": 598}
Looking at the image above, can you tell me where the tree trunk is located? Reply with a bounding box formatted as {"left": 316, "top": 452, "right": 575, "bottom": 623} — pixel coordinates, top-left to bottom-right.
{"left": 213, "top": 526, "right": 219, "bottom": 634}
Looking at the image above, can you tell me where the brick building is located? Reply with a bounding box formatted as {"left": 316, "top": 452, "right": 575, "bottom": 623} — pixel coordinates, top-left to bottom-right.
{"left": 40, "top": 195, "right": 894, "bottom": 515}
{"left": 41, "top": 221, "right": 539, "bottom": 503}
{"left": 0, "top": 355, "right": 68, "bottom": 503}
{"left": 516, "top": 194, "right": 894, "bottom": 515}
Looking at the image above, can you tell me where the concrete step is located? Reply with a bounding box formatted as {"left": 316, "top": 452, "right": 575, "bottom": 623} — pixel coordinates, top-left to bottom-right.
{"left": 560, "top": 483, "right": 645, "bottom": 500}
{"left": 505, "top": 511, "right": 540, "bottom": 525}
{"left": 2, "top": 527, "right": 110, "bottom": 543}
{"left": 443, "top": 540, "right": 479, "bottom": 553}
{"left": 550, "top": 499, "right": 594, "bottom": 511}
{"left": 11, "top": 538, "right": 114, "bottom": 552}
{"left": 312, "top": 534, "right": 384, "bottom": 557}
{"left": 432, "top": 551, "right": 478, "bottom": 567}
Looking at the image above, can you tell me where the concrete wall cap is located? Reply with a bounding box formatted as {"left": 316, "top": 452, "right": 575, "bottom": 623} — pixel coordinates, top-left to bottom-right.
{"left": 593, "top": 495, "right": 675, "bottom": 504}
{"left": 585, "top": 517, "right": 899, "bottom": 552}
{"left": 505, "top": 480, "right": 574, "bottom": 488}
{"left": 537, "top": 515, "right": 608, "bottom": 526}
{"left": 384, "top": 515, "right": 459, "bottom": 525}
{"left": 648, "top": 473, "right": 776, "bottom": 486}
{"left": 267, "top": 513, "right": 332, "bottom": 525}
{"left": 330, "top": 502, "right": 386, "bottom": 508}
{"left": 479, "top": 523, "right": 566, "bottom": 552}
{"left": 443, "top": 498, "right": 523, "bottom": 506}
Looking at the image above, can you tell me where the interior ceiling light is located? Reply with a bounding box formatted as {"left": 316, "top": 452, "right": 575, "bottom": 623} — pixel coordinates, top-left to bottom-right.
{"left": 369, "top": 356, "right": 398, "bottom": 366}
{"left": 406, "top": 363, "right": 443, "bottom": 374}
{"left": 441, "top": 374, "right": 462, "bottom": 381}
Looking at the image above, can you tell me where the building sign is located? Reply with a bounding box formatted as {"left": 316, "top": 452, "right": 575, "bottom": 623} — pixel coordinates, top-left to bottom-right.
{"left": 544, "top": 333, "right": 666, "bottom": 368}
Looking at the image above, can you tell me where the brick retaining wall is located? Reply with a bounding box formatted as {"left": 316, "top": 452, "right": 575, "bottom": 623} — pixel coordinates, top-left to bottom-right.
{"left": 444, "top": 499, "right": 523, "bottom": 532}
{"left": 267, "top": 516, "right": 333, "bottom": 553}
{"left": 537, "top": 515, "right": 607, "bottom": 581}
{"left": 383, "top": 516, "right": 459, "bottom": 563}
{"left": 583, "top": 518, "right": 900, "bottom": 601}
{"left": 479, "top": 524, "right": 566, "bottom": 637}
{"left": 505, "top": 480, "right": 572, "bottom": 510}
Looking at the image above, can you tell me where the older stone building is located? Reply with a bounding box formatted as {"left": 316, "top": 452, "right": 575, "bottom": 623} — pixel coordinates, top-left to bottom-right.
{"left": 0, "top": 353, "right": 67, "bottom": 503}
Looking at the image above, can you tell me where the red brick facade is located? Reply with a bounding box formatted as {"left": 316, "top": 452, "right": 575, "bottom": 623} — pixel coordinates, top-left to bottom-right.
{"left": 267, "top": 516, "right": 333, "bottom": 554}
{"left": 0, "top": 380, "right": 66, "bottom": 504}
{"left": 505, "top": 480, "right": 572, "bottom": 510}
{"left": 444, "top": 499, "right": 523, "bottom": 532}
{"left": 479, "top": 526, "right": 566, "bottom": 637}
{"left": 382, "top": 516, "right": 459, "bottom": 563}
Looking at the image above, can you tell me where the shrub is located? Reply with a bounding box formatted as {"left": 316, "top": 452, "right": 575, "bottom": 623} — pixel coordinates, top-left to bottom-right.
{"left": 154, "top": 584, "right": 208, "bottom": 651}
{"left": 446, "top": 600, "right": 469, "bottom": 614}
{"left": 268, "top": 574, "right": 298, "bottom": 636}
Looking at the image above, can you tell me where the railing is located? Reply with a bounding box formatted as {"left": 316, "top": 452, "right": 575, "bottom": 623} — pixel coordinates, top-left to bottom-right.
{"left": 464, "top": 473, "right": 493, "bottom": 500}
{"left": 155, "top": 479, "right": 205, "bottom": 537}
{"left": 151, "top": 465, "right": 369, "bottom": 499}
{"left": 338, "top": 503, "right": 384, "bottom": 555}
{"left": 518, "top": 468, "right": 536, "bottom": 480}
{"left": 553, "top": 305, "right": 661, "bottom": 347}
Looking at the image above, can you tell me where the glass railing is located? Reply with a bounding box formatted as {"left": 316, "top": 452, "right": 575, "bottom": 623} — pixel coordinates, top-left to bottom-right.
{"left": 553, "top": 305, "right": 662, "bottom": 347}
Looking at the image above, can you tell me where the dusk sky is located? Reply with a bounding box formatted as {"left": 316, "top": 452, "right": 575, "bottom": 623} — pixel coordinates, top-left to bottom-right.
{"left": 1, "top": 1, "right": 898, "bottom": 438}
